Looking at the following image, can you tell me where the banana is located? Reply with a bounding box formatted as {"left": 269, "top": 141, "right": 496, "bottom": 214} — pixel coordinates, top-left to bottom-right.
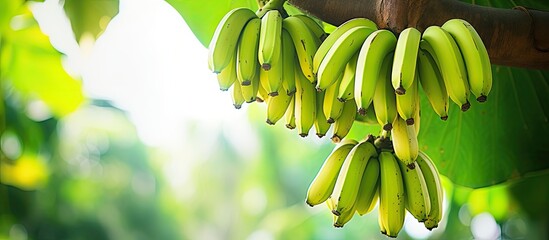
{"left": 313, "top": 18, "right": 378, "bottom": 75}
{"left": 337, "top": 52, "right": 358, "bottom": 102}
{"left": 334, "top": 204, "right": 356, "bottom": 228}
{"left": 414, "top": 97, "right": 421, "bottom": 135}
{"left": 258, "top": 10, "right": 282, "bottom": 70}
{"left": 285, "top": 96, "right": 296, "bottom": 129}
{"left": 354, "top": 104, "right": 378, "bottom": 125}
{"left": 306, "top": 139, "right": 358, "bottom": 206}
{"left": 236, "top": 18, "right": 261, "bottom": 86}
{"left": 392, "top": 27, "right": 421, "bottom": 95}
{"left": 257, "top": 79, "right": 270, "bottom": 102}
{"left": 355, "top": 29, "right": 397, "bottom": 115}
{"left": 292, "top": 14, "right": 328, "bottom": 41}
{"left": 332, "top": 141, "right": 378, "bottom": 216}
{"left": 265, "top": 48, "right": 284, "bottom": 96}
{"left": 396, "top": 72, "right": 419, "bottom": 125}
{"left": 316, "top": 26, "right": 375, "bottom": 91}
{"left": 281, "top": 29, "right": 297, "bottom": 95}
{"left": 266, "top": 87, "right": 293, "bottom": 125}
{"left": 442, "top": 19, "right": 492, "bottom": 102}
{"left": 315, "top": 91, "right": 332, "bottom": 137}
{"left": 217, "top": 53, "right": 237, "bottom": 91}
{"left": 417, "top": 48, "right": 449, "bottom": 120}
{"left": 378, "top": 201, "right": 388, "bottom": 235}
{"left": 323, "top": 74, "right": 345, "bottom": 123}
{"left": 416, "top": 151, "right": 444, "bottom": 230}
{"left": 241, "top": 67, "right": 260, "bottom": 102}
{"left": 283, "top": 16, "right": 320, "bottom": 83}
{"left": 421, "top": 27, "right": 471, "bottom": 111}
{"left": 208, "top": 8, "right": 257, "bottom": 73}
{"left": 231, "top": 79, "right": 245, "bottom": 109}
{"left": 373, "top": 53, "right": 398, "bottom": 131}
{"left": 397, "top": 160, "right": 431, "bottom": 222}
{"left": 391, "top": 116, "right": 419, "bottom": 167}
{"left": 331, "top": 100, "right": 357, "bottom": 143}
{"left": 295, "top": 66, "right": 317, "bottom": 137}
{"left": 378, "top": 151, "right": 405, "bottom": 238}
{"left": 355, "top": 156, "right": 380, "bottom": 215}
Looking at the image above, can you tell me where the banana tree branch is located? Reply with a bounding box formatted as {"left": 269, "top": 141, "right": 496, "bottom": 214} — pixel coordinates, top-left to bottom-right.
{"left": 288, "top": 0, "right": 549, "bottom": 69}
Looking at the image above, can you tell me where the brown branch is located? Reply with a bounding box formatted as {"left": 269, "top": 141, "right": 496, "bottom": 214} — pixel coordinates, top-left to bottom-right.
{"left": 288, "top": 0, "right": 549, "bottom": 69}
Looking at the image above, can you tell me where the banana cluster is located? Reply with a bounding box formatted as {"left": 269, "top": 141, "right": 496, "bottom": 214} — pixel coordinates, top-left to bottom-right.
{"left": 306, "top": 137, "right": 444, "bottom": 237}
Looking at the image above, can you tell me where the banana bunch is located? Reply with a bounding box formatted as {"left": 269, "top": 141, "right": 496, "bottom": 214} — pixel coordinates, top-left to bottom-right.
{"left": 306, "top": 135, "right": 444, "bottom": 237}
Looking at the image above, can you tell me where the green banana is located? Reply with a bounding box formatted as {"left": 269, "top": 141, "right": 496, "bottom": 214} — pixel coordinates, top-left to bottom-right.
{"left": 334, "top": 204, "right": 356, "bottom": 228}
{"left": 422, "top": 26, "right": 471, "bottom": 111}
{"left": 316, "top": 26, "right": 375, "bottom": 91}
{"left": 442, "top": 19, "right": 492, "bottom": 102}
{"left": 292, "top": 14, "right": 328, "bottom": 41}
{"left": 283, "top": 16, "right": 320, "bottom": 83}
{"left": 306, "top": 139, "right": 358, "bottom": 206}
{"left": 416, "top": 151, "right": 444, "bottom": 230}
{"left": 337, "top": 52, "right": 358, "bottom": 102}
{"left": 281, "top": 29, "right": 297, "bottom": 95}
{"left": 236, "top": 18, "right": 261, "bottom": 86}
{"left": 392, "top": 27, "right": 421, "bottom": 95}
{"left": 315, "top": 91, "right": 332, "bottom": 137}
{"left": 217, "top": 53, "right": 237, "bottom": 91}
{"left": 355, "top": 29, "right": 397, "bottom": 115}
{"left": 266, "top": 87, "right": 293, "bottom": 125}
{"left": 332, "top": 141, "right": 378, "bottom": 216}
{"left": 417, "top": 48, "right": 449, "bottom": 120}
{"left": 241, "top": 67, "right": 260, "bottom": 103}
{"left": 295, "top": 66, "right": 317, "bottom": 137}
{"left": 354, "top": 104, "right": 377, "bottom": 125}
{"left": 285, "top": 96, "right": 296, "bottom": 129}
{"left": 257, "top": 78, "right": 270, "bottom": 102}
{"left": 391, "top": 116, "right": 419, "bottom": 167}
{"left": 355, "top": 157, "right": 380, "bottom": 215}
{"left": 378, "top": 151, "right": 405, "bottom": 238}
{"left": 331, "top": 100, "right": 357, "bottom": 143}
{"left": 396, "top": 72, "right": 419, "bottom": 125}
{"left": 231, "top": 79, "right": 245, "bottom": 109}
{"left": 313, "top": 18, "right": 378, "bottom": 75}
{"left": 208, "top": 8, "right": 257, "bottom": 73}
{"left": 397, "top": 160, "right": 431, "bottom": 222}
{"left": 323, "top": 74, "right": 345, "bottom": 123}
{"left": 258, "top": 10, "right": 282, "bottom": 70}
{"left": 373, "top": 53, "right": 398, "bottom": 131}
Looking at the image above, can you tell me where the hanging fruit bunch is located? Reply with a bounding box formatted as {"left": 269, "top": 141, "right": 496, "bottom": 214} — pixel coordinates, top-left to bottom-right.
{"left": 207, "top": 0, "right": 492, "bottom": 237}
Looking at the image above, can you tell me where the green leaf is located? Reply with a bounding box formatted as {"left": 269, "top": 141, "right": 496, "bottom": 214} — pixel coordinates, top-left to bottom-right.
{"left": 2, "top": 11, "right": 84, "bottom": 117}
{"left": 165, "top": 0, "right": 257, "bottom": 47}
{"left": 63, "top": 0, "right": 119, "bottom": 42}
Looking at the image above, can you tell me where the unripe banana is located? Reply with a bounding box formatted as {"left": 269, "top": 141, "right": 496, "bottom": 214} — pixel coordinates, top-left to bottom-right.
{"left": 355, "top": 30, "right": 397, "bottom": 115}
{"left": 378, "top": 151, "right": 405, "bottom": 238}
{"left": 354, "top": 104, "right": 378, "bottom": 125}
{"left": 266, "top": 87, "right": 293, "bottom": 125}
{"left": 236, "top": 18, "right": 261, "bottom": 86}
{"left": 373, "top": 53, "right": 398, "bottom": 131}
{"left": 295, "top": 66, "right": 317, "bottom": 137}
{"left": 314, "top": 18, "right": 378, "bottom": 75}
{"left": 337, "top": 52, "right": 358, "bottom": 102}
{"left": 334, "top": 205, "right": 356, "bottom": 228}
{"left": 241, "top": 67, "right": 260, "bottom": 102}
{"left": 257, "top": 79, "right": 270, "bottom": 102}
{"left": 281, "top": 29, "right": 297, "bottom": 95}
{"left": 283, "top": 16, "right": 320, "bottom": 83}
{"left": 391, "top": 116, "right": 419, "bottom": 167}
{"left": 292, "top": 14, "right": 328, "bottom": 41}
{"left": 416, "top": 151, "right": 444, "bottom": 230}
{"left": 396, "top": 73, "right": 419, "bottom": 125}
{"left": 258, "top": 10, "right": 282, "bottom": 70}
{"left": 314, "top": 91, "right": 332, "bottom": 137}
{"left": 442, "top": 19, "right": 492, "bottom": 102}
{"left": 417, "top": 48, "right": 449, "bottom": 120}
{"left": 316, "top": 26, "right": 375, "bottom": 91}
{"left": 217, "top": 54, "right": 237, "bottom": 91}
{"left": 323, "top": 74, "right": 345, "bottom": 124}
{"left": 421, "top": 27, "right": 471, "bottom": 111}
{"left": 332, "top": 141, "right": 378, "bottom": 216}
{"left": 392, "top": 27, "right": 421, "bottom": 95}
{"left": 208, "top": 8, "right": 257, "bottom": 73}
{"left": 306, "top": 139, "right": 358, "bottom": 206}
{"left": 231, "top": 79, "right": 245, "bottom": 109}
{"left": 355, "top": 157, "right": 380, "bottom": 215}
{"left": 285, "top": 96, "right": 296, "bottom": 129}
{"left": 331, "top": 100, "right": 357, "bottom": 143}
{"left": 397, "top": 160, "right": 431, "bottom": 222}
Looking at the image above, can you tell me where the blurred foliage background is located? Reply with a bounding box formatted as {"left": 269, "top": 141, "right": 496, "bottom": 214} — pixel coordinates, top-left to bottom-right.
{"left": 1, "top": 0, "right": 548, "bottom": 239}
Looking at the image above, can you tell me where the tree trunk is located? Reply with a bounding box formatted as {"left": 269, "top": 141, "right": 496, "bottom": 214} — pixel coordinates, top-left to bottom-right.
{"left": 288, "top": 0, "right": 549, "bottom": 69}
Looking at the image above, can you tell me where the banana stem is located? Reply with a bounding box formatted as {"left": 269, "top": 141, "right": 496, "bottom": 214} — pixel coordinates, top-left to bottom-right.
{"left": 257, "top": 0, "right": 287, "bottom": 18}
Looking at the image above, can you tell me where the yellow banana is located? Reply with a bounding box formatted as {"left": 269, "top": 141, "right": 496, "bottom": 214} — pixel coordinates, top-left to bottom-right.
{"left": 241, "top": 67, "right": 260, "bottom": 103}
{"left": 208, "top": 8, "right": 257, "bottom": 73}
{"left": 391, "top": 116, "right": 419, "bottom": 167}
{"left": 373, "top": 53, "right": 398, "bottom": 131}
{"left": 323, "top": 74, "right": 345, "bottom": 123}
{"left": 236, "top": 18, "right": 261, "bottom": 86}
{"left": 314, "top": 91, "right": 332, "bottom": 137}
{"left": 337, "top": 52, "right": 358, "bottom": 102}
{"left": 355, "top": 29, "right": 397, "bottom": 115}
{"left": 217, "top": 53, "right": 237, "bottom": 91}
{"left": 334, "top": 204, "right": 356, "bottom": 228}
{"left": 397, "top": 160, "right": 431, "bottom": 222}
{"left": 231, "top": 79, "right": 245, "bottom": 109}
{"left": 392, "top": 27, "right": 421, "bottom": 95}
{"left": 417, "top": 48, "right": 449, "bottom": 120}
{"left": 258, "top": 10, "right": 282, "bottom": 70}
{"left": 396, "top": 73, "right": 419, "bottom": 125}
{"left": 355, "top": 156, "right": 380, "bottom": 215}
{"left": 295, "top": 66, "right": 317, "bottom": 137}
{"left": 283, "top": 16, "right": 320, "bottom": 83}
{"left": 266, "top": 87, "right": 293, "bottom": 125}
{"left": 306, "top": 139, "right": 358, "bottom": 206}
{"left": 285, "top": 96, "right": 296, "bottom": 129}
{"left": 331, "top": 100, "right": 357, "bottom": 143}
{"left": 378, "top": 151, "right": 405, "bottom": 238}
{"left": 416, "top": 151, "right": 444, "bottom": 230}
{"left": 281, "top": 28, "right": 297, "bottom": 95}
